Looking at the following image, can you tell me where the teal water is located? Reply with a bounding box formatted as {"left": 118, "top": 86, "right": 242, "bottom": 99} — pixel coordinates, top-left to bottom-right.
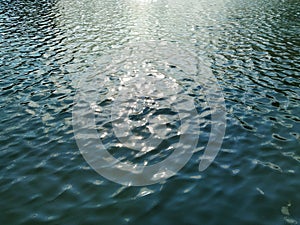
{"left": 0, "top": 0, "right": 299, "bottom": 224}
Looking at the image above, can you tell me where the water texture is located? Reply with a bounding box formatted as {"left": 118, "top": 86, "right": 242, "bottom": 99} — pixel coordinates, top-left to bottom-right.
{"left": 0, "top": 0, "right": 299, "bottom": 224}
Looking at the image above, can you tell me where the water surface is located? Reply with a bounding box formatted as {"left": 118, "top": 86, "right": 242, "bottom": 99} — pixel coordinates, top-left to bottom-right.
{"left": 0, "top": 0, "right": 299, "bottom": 224}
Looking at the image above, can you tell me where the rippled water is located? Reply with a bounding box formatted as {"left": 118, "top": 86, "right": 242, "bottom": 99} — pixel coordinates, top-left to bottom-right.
{"left": 0, "top": 0, "right": 299, "bottom": 224}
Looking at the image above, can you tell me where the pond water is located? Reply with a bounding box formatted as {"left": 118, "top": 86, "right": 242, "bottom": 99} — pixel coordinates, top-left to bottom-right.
{"left": 0, "top": 0, "right": 299, "bottom": 224}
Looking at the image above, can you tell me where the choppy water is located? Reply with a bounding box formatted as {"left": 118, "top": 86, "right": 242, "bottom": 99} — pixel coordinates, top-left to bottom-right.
{"left": 0, "top": 0, "right": 299, "bottom": 224}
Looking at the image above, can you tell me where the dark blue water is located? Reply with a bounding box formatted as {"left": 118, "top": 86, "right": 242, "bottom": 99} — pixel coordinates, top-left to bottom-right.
{"left": 0, "top": 0, "right": 299, "bottom": 224}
